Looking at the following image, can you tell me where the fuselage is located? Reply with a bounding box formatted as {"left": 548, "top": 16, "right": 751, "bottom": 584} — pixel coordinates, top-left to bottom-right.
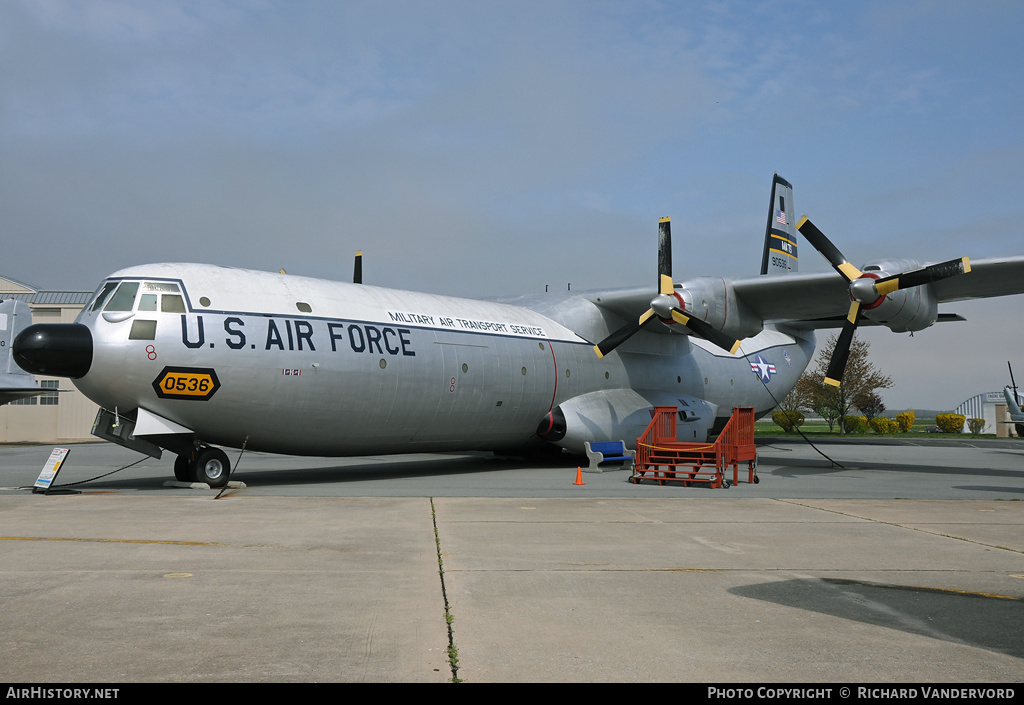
{"left": 63, "top": 263, "right": 813, "bottom": 455}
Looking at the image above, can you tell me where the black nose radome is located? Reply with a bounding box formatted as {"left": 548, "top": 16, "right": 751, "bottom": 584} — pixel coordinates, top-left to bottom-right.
{"left": 13, "top": 324, "right": 93, "bottom": 378}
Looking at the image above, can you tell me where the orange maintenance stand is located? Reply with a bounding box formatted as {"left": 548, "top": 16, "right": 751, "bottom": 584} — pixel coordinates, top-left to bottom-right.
{"left": 632, "top": 406, "right": 759, "bottom": 488}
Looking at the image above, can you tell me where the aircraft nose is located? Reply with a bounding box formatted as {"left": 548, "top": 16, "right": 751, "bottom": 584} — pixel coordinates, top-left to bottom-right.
{"left": 12, "top": 324, "right": 93, "bottom": 378}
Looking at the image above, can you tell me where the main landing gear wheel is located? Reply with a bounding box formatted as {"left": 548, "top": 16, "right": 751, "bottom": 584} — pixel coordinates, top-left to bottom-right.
{"left": 192, "top": 447, "right": 232, "bottom": 488}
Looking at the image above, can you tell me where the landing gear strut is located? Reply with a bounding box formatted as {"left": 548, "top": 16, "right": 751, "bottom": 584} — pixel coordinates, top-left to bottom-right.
{"left": 175, "top": 446, "right": 232, "bottom": 488}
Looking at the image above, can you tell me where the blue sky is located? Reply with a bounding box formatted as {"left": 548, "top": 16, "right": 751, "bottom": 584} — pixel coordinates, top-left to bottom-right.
{"left": 2, "top": 1, "right": 1022, "bottom": 409}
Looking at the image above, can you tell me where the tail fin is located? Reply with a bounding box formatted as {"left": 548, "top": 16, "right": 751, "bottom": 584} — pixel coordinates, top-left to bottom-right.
{"left": 0, "top": 299, "right": 44, "bottom": 404}
{"left": 760, "top": 174, "right": 799, "bottom": 275}
{"left": 1005, "top": 386, "right": 1023, "bottom": 420}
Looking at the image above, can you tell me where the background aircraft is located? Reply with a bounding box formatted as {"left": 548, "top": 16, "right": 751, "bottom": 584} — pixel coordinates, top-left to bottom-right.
{"left": 11, "top": 176, "right": 1024, "bottom": 486}
{"left": 1004, "top": 362, "right": 1024, "bottom": 436}
{"left": 0, "top": 299, "right": 48, "bottom": 405}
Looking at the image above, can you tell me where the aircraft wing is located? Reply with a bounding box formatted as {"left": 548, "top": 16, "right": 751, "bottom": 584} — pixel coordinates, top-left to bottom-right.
{"left": 732, "top": 256, "right": 1024, "bottom": 321}
{"left": 586, "top": 255, "right": 1024, "bottom": 333}
{"left": 0, "top": 387, "right": 47, "bottom": 405}
{"left": 584, "top": 272, "right": 851, "bottom": 326}
{"left": 730, "top": 271, "right": 851, "bottom": 322}
{"left": 930, "top": 255, "right": 1024, "bottom": 301}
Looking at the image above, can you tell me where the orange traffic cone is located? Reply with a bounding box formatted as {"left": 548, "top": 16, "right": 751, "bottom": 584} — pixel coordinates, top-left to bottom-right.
{"left": 573, "top": 467, "right": 586, "bottom": 486}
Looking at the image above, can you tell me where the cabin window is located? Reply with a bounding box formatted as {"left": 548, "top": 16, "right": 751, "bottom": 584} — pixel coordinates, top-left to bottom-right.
{"left": 199, "top": 297, "right": 211, "bottom": 307}
{"left": 161, "top": 295, "right": 186, "bottom": 313}
{"left": 104, "top": 282, "right": 140, "bottom": 312}
{"left": 296, "top": 302, "right": 312, "bottom": 313}
{"left": 129, "top": 320, "right": 157, "bottom": 340}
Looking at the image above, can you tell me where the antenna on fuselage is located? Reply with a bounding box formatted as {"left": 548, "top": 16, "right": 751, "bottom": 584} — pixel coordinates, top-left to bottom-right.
{"left": 353, "top": 251, "right": 363, "bottom": 284}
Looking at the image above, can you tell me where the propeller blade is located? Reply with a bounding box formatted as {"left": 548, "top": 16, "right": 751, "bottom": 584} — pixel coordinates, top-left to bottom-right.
{"left": 796, "top": 216, "right": 862, "bottom": 282}
{"left": 670, "top": 309, "right": 742, "bottom": 355}
{"left": 593, "top": 215, "right": 741, "bottom": 358}
{"left": 594, "top": 309, "right": 656, "bottom": 358}
{"left": 824, "top": 301, "right": 862, "bottom": 387}
{"left": 658, "top": 217, "right": 674, "bottom": 295}
{"left": 873, "top": 256, "right": 970, "bottom": 296}
{"left": 353, "top": 250, "right": 363, "bottom": 284}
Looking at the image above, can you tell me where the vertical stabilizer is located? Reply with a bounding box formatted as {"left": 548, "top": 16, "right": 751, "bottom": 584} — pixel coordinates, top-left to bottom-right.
{"left": 760, "top": 174, "right": 799, "bottom": 275}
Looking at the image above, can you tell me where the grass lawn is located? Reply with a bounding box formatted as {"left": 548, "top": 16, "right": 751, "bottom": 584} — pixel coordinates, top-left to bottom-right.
{"left": 754, "top": 417, "right": 1011, "bottom": 440}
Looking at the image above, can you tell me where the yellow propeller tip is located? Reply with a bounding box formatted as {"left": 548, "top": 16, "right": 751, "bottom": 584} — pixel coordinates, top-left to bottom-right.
{"left": 824, "top": 377, "right": 841, "bottom": 388}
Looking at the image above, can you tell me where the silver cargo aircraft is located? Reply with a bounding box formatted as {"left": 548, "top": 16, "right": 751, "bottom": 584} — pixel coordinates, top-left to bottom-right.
{"left": 12, "top": 176, "right": 1024, "bottom": 487}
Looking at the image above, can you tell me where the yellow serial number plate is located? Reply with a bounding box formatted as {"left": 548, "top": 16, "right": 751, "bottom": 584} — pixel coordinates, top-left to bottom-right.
{"left": 152, "top": 367, "right": 221, "bottom": 400}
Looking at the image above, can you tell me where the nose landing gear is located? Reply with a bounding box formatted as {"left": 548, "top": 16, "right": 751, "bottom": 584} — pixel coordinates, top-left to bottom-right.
{"left": 174, "top": 446, "right": 232, "bottom": 488}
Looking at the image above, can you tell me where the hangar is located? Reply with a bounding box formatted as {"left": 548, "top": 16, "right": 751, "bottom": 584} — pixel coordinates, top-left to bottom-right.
{"left": 954, "top": 391, "right": 1019, "bottom": 437}
{"left": 0, "top": 275, "right": 97, "bottom": 443}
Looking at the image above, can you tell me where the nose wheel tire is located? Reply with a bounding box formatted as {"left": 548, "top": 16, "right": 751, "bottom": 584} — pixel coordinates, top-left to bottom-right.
{"left": 188, "top": 448, "right": 230, "bottom": 487}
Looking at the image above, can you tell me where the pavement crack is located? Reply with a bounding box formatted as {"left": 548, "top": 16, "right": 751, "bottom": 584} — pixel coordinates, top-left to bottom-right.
{"left": 431, "top": 497, "right": 460, "bottom": 682}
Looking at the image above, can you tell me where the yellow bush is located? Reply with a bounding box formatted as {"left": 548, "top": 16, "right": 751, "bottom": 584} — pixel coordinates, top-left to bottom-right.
{"left": 895, "top": 410, "right": 915, "bottom": 433}
{"left": 935, "top": 414, "right": 966, "bottom": 433}
{"left": 772, "top": 411, "right": 805, "bottom": 432}
{"left": 843, "top": 416, "right": 868, "bottom": 433}
{"left": 869, "top": 417, "right": 898, "bottom": 435}
{"left": 967, "top": 418, "right": 985, "bottom": 434}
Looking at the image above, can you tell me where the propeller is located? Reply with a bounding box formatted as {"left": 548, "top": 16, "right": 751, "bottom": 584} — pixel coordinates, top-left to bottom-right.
{"left": 593, "top": 218, "right": 741, "bottom": 358}
{"left": 796, "top": 216, "right": 971, "bottom": 387}
{"left": 353, "top": 250, "right": 363, "bottom": 284}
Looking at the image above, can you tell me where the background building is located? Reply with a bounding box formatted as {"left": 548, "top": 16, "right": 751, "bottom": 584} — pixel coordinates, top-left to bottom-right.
{"left": 954, "top": 391, "right": 1019, "bottom": 437}
{"left": 0, "top": 275, "right": 97, "bottom": 442}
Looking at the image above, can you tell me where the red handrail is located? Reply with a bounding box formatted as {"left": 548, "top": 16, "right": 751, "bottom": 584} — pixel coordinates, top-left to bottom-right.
{"left": 634, "top": 406, "right": 757, "bottom": 487}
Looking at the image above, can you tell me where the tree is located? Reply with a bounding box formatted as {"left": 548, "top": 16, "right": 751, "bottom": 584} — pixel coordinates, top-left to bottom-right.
{"left": 793, "top": 334, "right": 893, "bottom": 434}
{"left": 857, "top": 394, "right": 886, "bottom": 420}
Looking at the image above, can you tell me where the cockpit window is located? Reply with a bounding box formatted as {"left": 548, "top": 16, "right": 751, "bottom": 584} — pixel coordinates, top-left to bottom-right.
{"left": 138, "top": 294, "right": 158, "bottom": 311}
{"left": 143, "top": 282, "right": 181, "bottom": 294}
{"left": 104, "top": 282, "right": 140, "bottom": 312}
{"left": 89, "top": 282, "right": 118, "bottom": 312}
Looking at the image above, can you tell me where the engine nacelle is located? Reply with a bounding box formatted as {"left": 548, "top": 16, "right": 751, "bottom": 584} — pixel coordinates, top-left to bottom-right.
{"left": 858, "top": 259, "right": 939, "bottom": 333}
{"left": 674, "top": 277, "right": 763, "bottom": 340}
{"left": 536, "top": 388, "right": 718, "bottom": 454}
